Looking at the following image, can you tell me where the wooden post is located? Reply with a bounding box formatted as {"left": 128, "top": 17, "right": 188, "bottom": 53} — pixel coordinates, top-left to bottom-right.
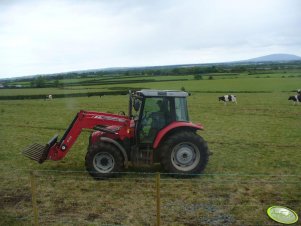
{"left": 156, "top": 172, "right": 161, "bottom": 226}
{"left": 30, "top": 171, "right": 39, "bottom": 226}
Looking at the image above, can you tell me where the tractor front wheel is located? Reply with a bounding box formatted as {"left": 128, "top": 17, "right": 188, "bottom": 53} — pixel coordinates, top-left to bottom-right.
{"left": 85, "top": 142, "right": 123, "bottom": 179}
{"left": 160, "top": 131, "right": 208, "bottom": 176}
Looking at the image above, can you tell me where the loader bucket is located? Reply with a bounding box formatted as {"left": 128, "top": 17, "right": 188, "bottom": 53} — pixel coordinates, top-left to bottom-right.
{"left": 22, "top": 134, "right": 58, "bottom": 163}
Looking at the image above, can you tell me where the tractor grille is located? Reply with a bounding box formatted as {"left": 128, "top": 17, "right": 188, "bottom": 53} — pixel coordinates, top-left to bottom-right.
{"left": 22, "top": 143, "right": 49, "bottom": 163}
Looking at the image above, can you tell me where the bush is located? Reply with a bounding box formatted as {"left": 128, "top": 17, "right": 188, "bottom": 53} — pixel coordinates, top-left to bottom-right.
{"left": 194, "top": 74, "right": 203, "bottom": 80}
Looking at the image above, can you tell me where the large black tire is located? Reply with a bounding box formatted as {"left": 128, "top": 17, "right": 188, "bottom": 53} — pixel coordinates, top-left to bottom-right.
{"left": 85, "top": 142, "right": 124, "bottom": 179}
{"left": 160, "top": 131, "right": 209, "bottom": 176}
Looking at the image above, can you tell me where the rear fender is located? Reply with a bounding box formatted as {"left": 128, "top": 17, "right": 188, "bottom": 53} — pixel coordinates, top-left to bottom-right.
{"left": 153, "top": 121, "right": 203, "bottom": 149}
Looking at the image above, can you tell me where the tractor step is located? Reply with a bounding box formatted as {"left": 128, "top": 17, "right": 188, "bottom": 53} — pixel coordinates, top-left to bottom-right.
{"left": 131, "top": 146, "right": 153, "bottom": 166}
{"left": 22, "top": 134, "right": 58, "bottom": 164}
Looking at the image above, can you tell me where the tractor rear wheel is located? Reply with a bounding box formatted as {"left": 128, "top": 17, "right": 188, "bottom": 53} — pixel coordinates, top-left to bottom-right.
{"left": 160, "top": 131, "right": 208, "bottom": 176}
{"left": 85, "top": 142, "right": 123, "bottom": 179}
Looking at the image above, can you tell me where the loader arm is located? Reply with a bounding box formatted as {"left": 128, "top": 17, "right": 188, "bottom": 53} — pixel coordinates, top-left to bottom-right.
{"left": 23, "top": 110, "right": 131, "bottom": 163}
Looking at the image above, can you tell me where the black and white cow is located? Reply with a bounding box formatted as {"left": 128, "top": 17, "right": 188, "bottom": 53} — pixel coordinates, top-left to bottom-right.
{"left": 218, "top": 95, "right": 237, "bottom": 105}
{"left": 288, "top": 95, "right": 301, "bottom": 105}
{"left": 45, "top": 94, "right": 53, "bottom": 100}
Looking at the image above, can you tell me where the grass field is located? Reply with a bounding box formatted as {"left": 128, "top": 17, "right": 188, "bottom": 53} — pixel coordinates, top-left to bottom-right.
{"left": 1, "top": 74, "right": 301, "bottom": 225}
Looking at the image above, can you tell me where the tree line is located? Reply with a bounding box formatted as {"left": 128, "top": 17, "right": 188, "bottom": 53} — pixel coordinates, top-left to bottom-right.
{"left": 3, "top": 61, "right": 301, "bottom": 88}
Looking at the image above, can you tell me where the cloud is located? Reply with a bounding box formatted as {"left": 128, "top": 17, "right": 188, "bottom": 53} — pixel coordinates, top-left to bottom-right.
{"left": 0, "top": 0, "right": 301, "bottom": 78}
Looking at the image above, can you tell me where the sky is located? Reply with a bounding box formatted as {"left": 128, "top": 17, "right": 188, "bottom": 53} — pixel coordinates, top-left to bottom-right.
{"left": 0, "top": 0, "right": 301, "bottom": 79}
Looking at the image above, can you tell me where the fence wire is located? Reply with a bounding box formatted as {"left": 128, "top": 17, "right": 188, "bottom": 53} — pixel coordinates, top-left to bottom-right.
{"left": 1, "top": 170, "right": 300, "bottom": 226}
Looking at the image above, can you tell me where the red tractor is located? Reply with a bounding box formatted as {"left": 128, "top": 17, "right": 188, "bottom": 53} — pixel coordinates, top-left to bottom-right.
{"left": 23, "top": 90, "right": 209, "bottom": 178}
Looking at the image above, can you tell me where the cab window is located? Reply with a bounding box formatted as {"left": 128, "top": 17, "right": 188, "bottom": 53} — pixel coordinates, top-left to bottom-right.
{"left": 175, "top": 97, "right": 189, "bottom": 121}
{"left": 139, "top": 97, "right": 170, "bottom": 143}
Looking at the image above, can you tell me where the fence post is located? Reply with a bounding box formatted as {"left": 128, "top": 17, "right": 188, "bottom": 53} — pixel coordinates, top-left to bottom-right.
{"left": 30, "top": 171, "right": 39, "bottom": 226}
{"left": 156, "top": 172, "right": 161, "bottom": 226}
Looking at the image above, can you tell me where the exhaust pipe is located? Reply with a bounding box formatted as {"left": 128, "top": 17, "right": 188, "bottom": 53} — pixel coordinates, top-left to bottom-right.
{"left": 22, "top": 134, "right": 58, "bottom": 163}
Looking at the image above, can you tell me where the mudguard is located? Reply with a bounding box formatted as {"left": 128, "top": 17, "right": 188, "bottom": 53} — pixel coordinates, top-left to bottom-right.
{"left": 99, "top": 137, "right": 129, "bottom": 168}
{"left": 153, "top": 121, "right": 204, "bottom": 149}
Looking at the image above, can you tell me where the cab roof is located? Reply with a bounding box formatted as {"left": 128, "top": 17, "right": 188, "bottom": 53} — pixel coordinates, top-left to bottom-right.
{"left": 136, "top": 89, "right": 189, "bottom": 97}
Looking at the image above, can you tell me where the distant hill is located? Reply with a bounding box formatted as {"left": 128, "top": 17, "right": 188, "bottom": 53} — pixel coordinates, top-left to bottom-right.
{"left": 1, "top": 53, "right": 301, "bottom": 81}
{"left": 246, "top": 54, "right": 301, "bottom": 62}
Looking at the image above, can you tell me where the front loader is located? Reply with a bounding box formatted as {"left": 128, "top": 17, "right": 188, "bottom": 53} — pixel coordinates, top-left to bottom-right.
{"left": 23, "top": 90, "right": 209, "bottom": 178}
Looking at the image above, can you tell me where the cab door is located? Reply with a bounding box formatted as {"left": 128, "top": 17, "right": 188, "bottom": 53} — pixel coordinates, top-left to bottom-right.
{"left": 138, "top": 97, "right": 170, "bottom": 144}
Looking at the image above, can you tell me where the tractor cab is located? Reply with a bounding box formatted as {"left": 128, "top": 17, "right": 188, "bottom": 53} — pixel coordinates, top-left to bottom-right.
{"left": 130, "top": 90, "right": 190, "bottom": 144}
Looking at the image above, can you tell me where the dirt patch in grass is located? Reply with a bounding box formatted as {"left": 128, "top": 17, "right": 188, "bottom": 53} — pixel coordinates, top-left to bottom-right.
{"left": 0, "top": 189, "right": 31, "bottom": 207}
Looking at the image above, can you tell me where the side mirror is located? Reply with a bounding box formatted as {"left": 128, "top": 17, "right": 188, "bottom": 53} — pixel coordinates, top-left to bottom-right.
{"left": 133, "top": 99, "right": 141, "bottom": 112}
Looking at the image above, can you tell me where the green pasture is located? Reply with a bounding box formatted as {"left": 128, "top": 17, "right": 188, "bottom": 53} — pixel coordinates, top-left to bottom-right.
{"left": 1, "top": 75, "right": 300, "bottom": 176}
{"left": 1, "top": 75, "right": 301, "bottom": 225}
{"left": 1, "top": 87, "right": 300, "bottom": 174}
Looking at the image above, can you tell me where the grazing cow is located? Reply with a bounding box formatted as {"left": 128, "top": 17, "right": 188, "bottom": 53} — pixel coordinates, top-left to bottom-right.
{"left": 45, "top": 95, "right": 53, "bottom": 100}
{"left": 218, "top": 95, "right": 237, "bottom": 105}
{"left": 288, "top": 95, "right": 301, "bottom": 105}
